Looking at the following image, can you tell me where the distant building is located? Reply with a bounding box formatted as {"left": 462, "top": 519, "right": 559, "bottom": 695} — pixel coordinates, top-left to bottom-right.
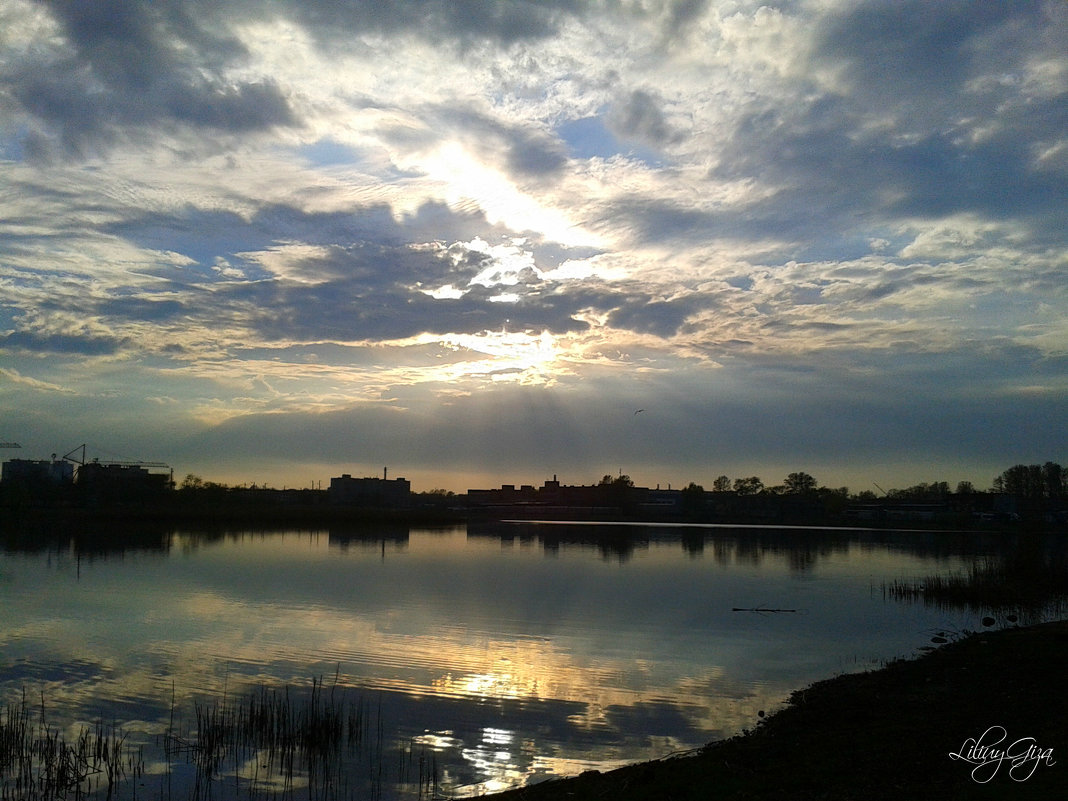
{"left": 329, "top": 474, "right": 411, "bottom": 508}
{"left": 465, "top": 476, "right": 654, "bottom": 518}
{"left": 77, "top": 461, "right": 172, "bottom": 503}
{"left": 1, "top": 458, "right": 75, "bottom": 488}
{"left": 842, "top": 502, "right": 952, "bottom": 523}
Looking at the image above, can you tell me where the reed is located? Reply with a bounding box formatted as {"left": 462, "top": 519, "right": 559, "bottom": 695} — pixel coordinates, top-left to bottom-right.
{"left": 164, "top": 676, "right": 440, "bottom": 801}
{"left": 884, "top": 550, "right": 1068, "bottom": 621}
{"left": 0, "top": 690, "right": 144, "bottom": 801}
{"left": 4, "top": 678, "right": 440, "bottom": 800}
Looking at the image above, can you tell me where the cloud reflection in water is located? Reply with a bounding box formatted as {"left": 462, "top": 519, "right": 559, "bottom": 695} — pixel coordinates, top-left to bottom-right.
{"left": 0, "top": 523, "right": 996, "bottom": 798}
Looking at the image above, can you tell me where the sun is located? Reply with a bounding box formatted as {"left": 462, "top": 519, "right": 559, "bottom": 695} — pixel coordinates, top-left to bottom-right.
{"left": 420, "top": 142, "right": 595, "bottom": 248}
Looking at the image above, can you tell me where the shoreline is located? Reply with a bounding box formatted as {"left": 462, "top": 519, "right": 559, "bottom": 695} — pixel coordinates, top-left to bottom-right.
{"left": 482, "top": 620, "right": 1068, "bottom": 800}
{"left": 0, "top": 502, "right": 1038, "bottom": 534}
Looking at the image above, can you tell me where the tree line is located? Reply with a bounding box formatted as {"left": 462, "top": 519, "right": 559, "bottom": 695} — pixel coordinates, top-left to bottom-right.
{"left": 657, "top": 462, "right": 1067, "bottom": 503}
{"left": 177, "top": 461, "right": 1066, "bottom": 505}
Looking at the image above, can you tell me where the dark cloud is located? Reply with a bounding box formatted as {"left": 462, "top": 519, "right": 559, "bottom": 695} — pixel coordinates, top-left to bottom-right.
{"left": 691, "top": 1, "right": 1068, "bottom": 251}
{"left": 43, "top": 0, "right": 244, "bottom": 87}
{"left": 96, "top": 200, "right": 640, "bottom": 343}
{"left": 4, "top": 1, "right": 597, "bottom": 160}
{"left": 606, "top": 295, "right": 707, "bottom": 338}
{"left": 505, "top": 129, "right": 570, "bottom": 176}
{"left": 9, "top": 1, "right": 294, "bottom": 159}
{"left": 281, "top": 0, "right": 582, "bottom": 48}
{"left": 0, "top": 330, "right": 124, "bottom": 355}
{"left": 602, "top": 191, "right": 839, "bottom": 258}
{"left": 816, "top": 0, "right": 1050, "bottom": 110}
{"left": 664, "top": 0, "right": 709, "bottom": 37}
{"left": 232, "top": 269, "right": 592, "bottom": 343}
{"left": 608, "top": 89, "right": 682, "bottom": 148}
{"left": 100, "top": 297, "right": 188, "bottom": 323}
{"left": 170, "top": 341, "right": 1068, "bottom": 490}
{"left": 604, "top": 700, "right": 703, "bottom": 744}
{"left": 105, "top": 200, "right": 503, "bottom": 276}
{"left": 104, "top": 207, "right": 275, "bottom": 277}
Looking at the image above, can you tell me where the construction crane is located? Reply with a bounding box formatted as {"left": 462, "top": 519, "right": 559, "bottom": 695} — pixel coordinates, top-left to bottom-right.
{"left": 62, "top": 443, "right": 171, "bottom": 472}
{"left": 62, "top": 444, "right": 86, "bottom": 466}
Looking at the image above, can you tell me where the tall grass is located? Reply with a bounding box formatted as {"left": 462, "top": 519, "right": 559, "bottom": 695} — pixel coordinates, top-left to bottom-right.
{"left": 0, "top": 690, "right": 144, "bottom": 801}
{"left": 884, "top": 549, "right": 1068, "bottom": 623}
{"left": 3, "top": 678, "right": 439, "bottom": 801}
{"left": 162, "top": 676, "right": 439, "bottom": 801}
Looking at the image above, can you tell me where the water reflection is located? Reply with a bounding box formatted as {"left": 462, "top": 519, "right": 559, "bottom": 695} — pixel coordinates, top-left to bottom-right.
{"left": 1, "top": 521, "right": 1064, "bottom": 799}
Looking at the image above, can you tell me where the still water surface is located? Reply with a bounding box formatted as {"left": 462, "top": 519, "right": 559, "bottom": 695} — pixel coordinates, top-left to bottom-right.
{"left": 0, "top": 522, "right": 1021, "bottom": 798}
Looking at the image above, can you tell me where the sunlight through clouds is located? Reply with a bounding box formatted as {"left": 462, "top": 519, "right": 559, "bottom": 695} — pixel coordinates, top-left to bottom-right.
{"left": 440, "top": 330, "right": 561, "bottom": 385}
{"left": 420, "top": 143, "right": 593, "bottom": 247}
{"left": 0, "top": 0, "right": 1065, "bottom": 490}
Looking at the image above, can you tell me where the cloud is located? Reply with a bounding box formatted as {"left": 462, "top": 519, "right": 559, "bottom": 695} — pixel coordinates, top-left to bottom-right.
{"left": 607, "top": 89, "right": 683, "bottom": 149}
{"left": 0, "top": 329, "right": 124, "bottom": 356}
{"left": 816, "top": 1, "right": 1055, "bottom": 113}
{"left": 3, "top": 0, "right": 296, "bottom": 160}
{"left": 687, "top": 1, "right": 1068, "bottom": 251}
{"left": 1, "top": 0, "right": 1065, "bottom": 491}
{"left": 0, "top": 367, "right": 75, "bottom": 393}
{"left": 161, "top": 338, "right": 1066, "bottom": 491}
{"left": 282, "top": 0, "right": 582, "bottom": 48}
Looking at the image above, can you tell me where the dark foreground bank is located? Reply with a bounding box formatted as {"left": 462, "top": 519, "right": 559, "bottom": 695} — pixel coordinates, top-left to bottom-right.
{"left": 483, "top": 620, "right": 1068, "bottom": 801}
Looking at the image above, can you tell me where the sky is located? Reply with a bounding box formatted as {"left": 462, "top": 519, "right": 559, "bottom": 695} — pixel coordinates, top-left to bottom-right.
{"left": 1, "top": 0, "right": 1066, "bottom": 494}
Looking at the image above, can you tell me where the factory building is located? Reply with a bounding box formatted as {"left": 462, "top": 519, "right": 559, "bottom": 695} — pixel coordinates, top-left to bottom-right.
{"left": 1, "top": 458, "right": 75, "bottom": 487}
{"left": 329, "top": 471, "right": 411, "bottom": 508}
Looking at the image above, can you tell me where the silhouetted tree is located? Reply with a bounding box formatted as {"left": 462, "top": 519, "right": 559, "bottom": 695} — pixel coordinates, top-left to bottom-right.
{"left": 712, "top": 475, "right": 732, "bottom": 493}
{"left": 421, "top": 488, "right": 455, "bottom": 497}
{"left": 177, "top": 473, "right": 231, "bottom": 504}
{"left": 992, "top": 462, "right": 1066, "bottom": 523}
{"left": 996, "top": 464, "right": 1046, "bottom": 499}
{"left": 180, "top": 473, "right": 204, "bottom": 490}
{"left": 733, "top": 476, "right": 763, "bottom": 495}
{"left": 599, "top": 474, "right": 636, "bottom": 512}
{"left": 890, "top": 481, "right": 950, "bottom": 501}
{"left": 417, "top": 488, "right": 456, "bottom": 509}
{"left": 783, "top": 472, "right": 817, "bottom": 494}
{"left": 1042, "top": 461, "right": 1065, "bottom": 499}
{"left": 680, "top": 482, "right": 706, "bottom": 518}
{"left": 995, "top": 462, "right": 1065, "bottom": 502}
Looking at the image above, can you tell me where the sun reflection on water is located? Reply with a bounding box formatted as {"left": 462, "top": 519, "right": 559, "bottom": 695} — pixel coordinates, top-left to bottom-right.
{"left": 457, "top": 727, "right": 523, "bottom": 796}
{"left": 0, "top": 524, "right": 1000, "bottom": 799}
{"left": 436, "top": 668, "right": 539, "bottom": 700}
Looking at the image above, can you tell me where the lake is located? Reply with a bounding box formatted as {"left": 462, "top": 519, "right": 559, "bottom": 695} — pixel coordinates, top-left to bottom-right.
{"left": 0, "top": 521, "right": 1055, "bottom": 799}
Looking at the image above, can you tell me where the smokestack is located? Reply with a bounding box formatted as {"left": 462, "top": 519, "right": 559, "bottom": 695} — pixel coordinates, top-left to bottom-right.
{"left": 384, "top": 466, "right": 388, "bottom": 481}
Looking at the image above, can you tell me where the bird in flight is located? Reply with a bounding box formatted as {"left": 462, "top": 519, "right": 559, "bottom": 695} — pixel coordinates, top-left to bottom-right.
{"left": 634, "top": 409, "right": 644, "bottom": 415}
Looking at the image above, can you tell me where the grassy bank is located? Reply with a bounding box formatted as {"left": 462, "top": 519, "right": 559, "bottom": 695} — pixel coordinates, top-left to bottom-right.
{"left": 484, "top": 620, "right": 1068, "bottom": 801}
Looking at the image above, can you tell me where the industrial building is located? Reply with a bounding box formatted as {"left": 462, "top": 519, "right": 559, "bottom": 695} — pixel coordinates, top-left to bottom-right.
{"left": 329, "top": 471, "right": 411, "bottom": 508}
{"left": 1, "top": 457, "right": 75, "bottom": 486}
{"left": 1, "top": 443, "right": 172, "bottom": 507}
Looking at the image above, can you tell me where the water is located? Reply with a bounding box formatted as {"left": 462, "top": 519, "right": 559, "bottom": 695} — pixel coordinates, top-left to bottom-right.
{"left": 0, "top": 521, "right": 1050, "bottom": 799}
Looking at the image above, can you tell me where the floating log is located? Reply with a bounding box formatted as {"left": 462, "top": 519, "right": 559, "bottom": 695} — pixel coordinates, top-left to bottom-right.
{"left": 731, "top": 607, "right": 799, "bottom": 613}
